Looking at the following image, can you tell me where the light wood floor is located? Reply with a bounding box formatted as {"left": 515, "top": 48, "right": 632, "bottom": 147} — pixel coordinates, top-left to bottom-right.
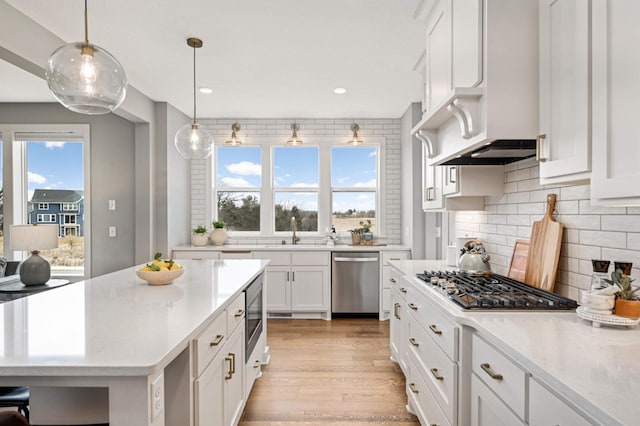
{"left": 240, "top": 318, "right": 420, "bottom": 425}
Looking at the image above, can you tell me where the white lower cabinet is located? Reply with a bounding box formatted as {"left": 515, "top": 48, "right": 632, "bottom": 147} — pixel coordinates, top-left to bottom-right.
{"left": 389, "top": 269, "right": 409, "bottom": 372}
{"left": 263, "top": 251, "right": 330, "bottom": 318}
{"left": 529, "top": 378, "right": 592, "bottom": 426}
{"left": 470, "top": 373, "right": 525, "bottom": 426}
{"left": 194, "top": 294, "right": 246, "bottom": 426}
{"left": 381, "top": 251, "right": 411, "bottom": 320}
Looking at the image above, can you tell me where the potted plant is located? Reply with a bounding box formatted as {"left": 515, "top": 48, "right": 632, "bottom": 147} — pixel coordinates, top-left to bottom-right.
{"left": 349, "top": 228, "right": 363, "bottom": 245}
{"left": 210, "top": 220, "right": 228, "bottom": 246}
{"left": 604, "top": 268, "right": 640, "bottom": 319}
{"left": 360, "top": 219, "right": 373, "bottom": 245}
{"left": 191, "top": 225, "right": 208, "bottom": 246}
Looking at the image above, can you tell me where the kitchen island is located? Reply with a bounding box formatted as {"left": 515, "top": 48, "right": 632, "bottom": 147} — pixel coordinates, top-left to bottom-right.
{"left": 0, "top": 258, "right": 269, "bottom": 426}
{"left": 390, "top": 260, "right": 639, "bottom": 426}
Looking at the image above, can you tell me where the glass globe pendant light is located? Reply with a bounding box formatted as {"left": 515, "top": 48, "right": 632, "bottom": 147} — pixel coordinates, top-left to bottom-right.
{"left": 286, "top": 123, "right": 303, "bottom": 145}
{"left": 225, "top": 122, "right": 243, "bottom": 146}
{"left": 45, "top": 0, "right": 127, "bottom": 115}
{"left": 174, "top": 37, "right": 214, "bottom": 160}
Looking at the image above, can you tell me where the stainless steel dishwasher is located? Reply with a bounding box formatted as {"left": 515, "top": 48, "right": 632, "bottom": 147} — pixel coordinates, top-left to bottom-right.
{"left": 331, "top": 252, "right": 379, "bottom": 316}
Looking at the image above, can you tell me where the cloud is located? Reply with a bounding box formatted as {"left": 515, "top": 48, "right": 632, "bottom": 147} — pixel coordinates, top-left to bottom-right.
{"left": 226, "top": 161, "right": 261, "bottom": 176}
{"left": 291, "top": 182, "right": 319, "bottom": 188}
{"left": 353, "top": 179, "right": 376, "bottom": 188}
{"left": 45, "top": 142, "right": 65, "bottom": 149}
{"left": 28, "top": 171, "right": 46, "bottom": 184}
{"left": 221, "top": 177, "right": 253, "bottom": 187}
{"left": 338, "top": 177, "right": 350, "bottom": 184}
{"left": 356, "top": 194, "right": 370, "bottom": 201}
{"left": 368, "top": 151, "right": 377, "bottom": 157}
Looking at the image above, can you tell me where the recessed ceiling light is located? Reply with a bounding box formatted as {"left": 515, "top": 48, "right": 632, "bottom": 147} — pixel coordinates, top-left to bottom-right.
{"left": 199, "top": 87, "right": 212, "bottom": 94}
{"left": 333, "top": 87, "right": 347, "bottom": 95}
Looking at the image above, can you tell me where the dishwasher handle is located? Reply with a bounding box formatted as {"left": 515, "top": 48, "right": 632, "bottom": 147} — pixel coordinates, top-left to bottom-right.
{"left": 333, "top": 257, "right": 378, "bottom": 262}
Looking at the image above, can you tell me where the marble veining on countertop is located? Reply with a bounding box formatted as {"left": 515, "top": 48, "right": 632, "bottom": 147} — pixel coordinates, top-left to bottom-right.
{"left": 389, "top": 259, "right": 639, "bottom": 426}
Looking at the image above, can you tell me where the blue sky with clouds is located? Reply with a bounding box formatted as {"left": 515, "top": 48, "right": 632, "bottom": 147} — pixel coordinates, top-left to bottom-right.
{"left": 27, "top": 141, "right": 83, "bottom": 199}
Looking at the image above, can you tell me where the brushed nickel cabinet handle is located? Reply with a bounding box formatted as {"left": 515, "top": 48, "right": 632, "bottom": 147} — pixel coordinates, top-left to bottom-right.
{"left": 229, "top": 352, "right": 236, "bottom": 375}
{"left": 394, "top": 303, "right": 400, "bottom": 319}
{"left": 253, "top": 360, "right": 261, "bottom": 368}
{"left": 480, "top": 363, "right": 503, "bottom": 381}
{"left": 409, "top": 337, "right": 419, "bottom": 347}
{"left": 426, "top": 186, "right": 434, "bottom": 201}
{"left": 221, "top": 250, "right": 252, "bottom": 254}
{"left": 409, "top": 383, "right": 419, "bottom": 393}
{"left": 428, "top": 324, "right": 442, "bottom": 335}
{"left": 400, "top": 287, "right": 407, "bottom": 294}
{"left": 390, "top": 278, "right": 397, "bottom": 283}
{"left": 536, "top": 134, "right": 547, "bottom": 162}
{"left": 209, "top": 334, "right": 224, "bottom": 346}
{"left": 235, "top": 309, "right": 245, "bottom": 317}
{"left": 292, "top": 271, "right": 295, "bottom": 282}
{"left": 286, "top": 271, "right": 289, "bottom": 281}
{"left": 408, "top": 303, "right": 418, "bottom": 311}
{"left": 430, "top": 368, "right": 444, "bottom": 381}
{"left": 390, "top": 258, "right": 401, "bottom": 260}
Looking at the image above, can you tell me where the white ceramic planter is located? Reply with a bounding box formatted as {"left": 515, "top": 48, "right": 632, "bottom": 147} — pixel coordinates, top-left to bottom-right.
{"left": 191, "top": 233, "right": 208, "bottom": 247}
{"left": 210, "top": 228, "right": 227, "bottom": 246}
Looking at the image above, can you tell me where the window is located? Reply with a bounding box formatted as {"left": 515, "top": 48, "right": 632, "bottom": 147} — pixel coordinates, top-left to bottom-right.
{"left": 37, "top": 214, "right": 56, "bottom": 223}
{"left": 211, "top": 138, "right": 381, "bottom": 238}
{"left": 273, "top": 147, "right": 319, "bottom": 232}
{"left": 215, "top": 146, "right": 261, "bottom": 231}
{"left": 62, "top": 203, "right": 78, "bottom": 211}
{"left": 331, "top": 146, "right": 377, "bottom": 233}
{"left": 38, "top": 203, "right": 49, "bottom": 210}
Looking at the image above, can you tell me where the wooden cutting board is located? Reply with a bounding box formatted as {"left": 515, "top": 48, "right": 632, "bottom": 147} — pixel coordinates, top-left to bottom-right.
{"left": 508, "top": 240, "right": 530, "bottom": 282}
{"left": 524, "top": 194, "right": 563, "bottom": 292}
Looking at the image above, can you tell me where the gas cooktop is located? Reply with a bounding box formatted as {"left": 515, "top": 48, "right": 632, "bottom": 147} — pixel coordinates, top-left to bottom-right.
{"left": 416, "top": 270, "right": 578, "bottom": 310}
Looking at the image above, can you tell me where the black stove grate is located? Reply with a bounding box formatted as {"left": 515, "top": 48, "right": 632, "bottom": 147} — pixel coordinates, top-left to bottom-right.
{"left": 415, "top": 270, "right": 578, "bottom": 310}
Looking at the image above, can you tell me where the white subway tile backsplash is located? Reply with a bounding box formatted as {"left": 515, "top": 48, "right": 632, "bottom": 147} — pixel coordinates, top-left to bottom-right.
{"left": 456, "top": 159, "right": 640, "bottom": 297}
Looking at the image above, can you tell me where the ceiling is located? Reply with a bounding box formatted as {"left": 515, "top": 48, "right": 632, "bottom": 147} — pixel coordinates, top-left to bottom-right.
{"left": 2, "top": 0, "right": 425, "bottom": 119}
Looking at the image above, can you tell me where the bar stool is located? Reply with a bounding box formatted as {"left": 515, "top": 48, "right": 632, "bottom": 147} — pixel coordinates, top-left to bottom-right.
{"left": 0, "top": 411, "right": 29, "bottom": 426}
{"left": 0, "top": 387, "right": 29, "bottom": 421}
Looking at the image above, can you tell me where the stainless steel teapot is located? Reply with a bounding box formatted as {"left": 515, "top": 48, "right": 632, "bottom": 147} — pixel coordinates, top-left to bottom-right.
{"left": 458, "top": 240, "right": 491, "bottom": 275}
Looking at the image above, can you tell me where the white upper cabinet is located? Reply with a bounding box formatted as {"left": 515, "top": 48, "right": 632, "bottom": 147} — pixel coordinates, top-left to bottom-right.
{"left": 420, "top": 138, "right": 444, "bottom": 211}
{"left": 591, "top": 0, "right": 640, "bottom": 205}
{"left": 412, "top": 0, "right": 538, "bottom": 166}
{"left": 538, "top": 0, "right": 592, "bottom": 184}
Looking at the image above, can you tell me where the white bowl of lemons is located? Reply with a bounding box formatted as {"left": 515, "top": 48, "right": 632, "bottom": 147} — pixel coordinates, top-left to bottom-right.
{"left": 137, "top": 253, "right": 184, "bottom": 286}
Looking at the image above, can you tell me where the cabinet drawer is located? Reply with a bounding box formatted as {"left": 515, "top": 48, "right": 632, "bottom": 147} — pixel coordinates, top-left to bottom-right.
{"left": 292, "top": 251, "right": 329, "bottom": 266}
{"left": 407, "top": 353, "right": 451, "bottom": 426}
{"left": 472, "top": 334, "right": 527, "bottom": 421}
{"left": 220, "top": 251, "right": 253, "bottom": 259}
{"left": 406, "top": 286, "right": 459, "bottom": 361}
{"left": 408, "top": 315, "right": 457, "bottom": 424}
{"left": 529, "top": 378, "right": 591, "bottom": 426}
{"left": 256, "top": 251, "right": 290, "bottom": 266}
{"left": 386, "top": 267, "right": 404, "bottom": 290}
{"left": 173, "top": 250, "right": 219, "bottom": 259}
{"left": 471, "top": 373, "right": 525, "bottom": 426}
{"left": 382, "top": 251, "right": 410, "bottom": 265}
{"left": 226, "top": 293, "right": 246, "bottom": 335}
{"left": 194, "top": 313, "right": 227, "bottom": 376}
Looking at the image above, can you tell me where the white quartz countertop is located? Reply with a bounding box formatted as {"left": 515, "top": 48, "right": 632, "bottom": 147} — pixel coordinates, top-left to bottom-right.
{"left": 0, "top": 259, "right": 268, "bottom": 377}
{"left": 389, "top": 259, "right": 639, "bottom": 426}
{"left": 173, "top": 244, "right": 411, "bottom": 252}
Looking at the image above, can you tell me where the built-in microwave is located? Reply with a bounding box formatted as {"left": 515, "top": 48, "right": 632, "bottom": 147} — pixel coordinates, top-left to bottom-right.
{"left": 244, "top": 273, "right": 263, "bottom": 362}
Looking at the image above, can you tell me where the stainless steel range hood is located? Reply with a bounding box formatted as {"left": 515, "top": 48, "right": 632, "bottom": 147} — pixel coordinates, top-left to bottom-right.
{"left": 441, "top": 140, "right": 536, "bottom": 165}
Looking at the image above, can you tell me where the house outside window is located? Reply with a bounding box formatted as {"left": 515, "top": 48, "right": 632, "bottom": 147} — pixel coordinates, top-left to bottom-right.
{"left": 62, "top": 203, "right": 78, "bottom": 211}
{"left": 37, "top": 214, "right": 56, "bottom": 223}
{"left": 38, "top": 203, "right": 49, "bottom": 210}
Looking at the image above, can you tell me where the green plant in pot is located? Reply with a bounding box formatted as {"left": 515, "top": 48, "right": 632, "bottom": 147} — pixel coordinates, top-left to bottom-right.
{"left": 210, "top": 221, "right": 228, "bottom": 246}
{"left": 604, "top": 268, "right": 640, "bottom": 319}
{"left": 191, "top": 225, "right": 208, "bottom": 246}
{"left": 360, "top": 219, "right": 373, "bottom": 245}
{"left": 349, "top": 227, "right": 363, "bottom": 245}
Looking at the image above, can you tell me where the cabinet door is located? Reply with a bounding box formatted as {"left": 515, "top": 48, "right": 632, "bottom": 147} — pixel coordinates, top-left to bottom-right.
{"left": 591, "top": 0, "right": 640, "bottom": 204}
{"left": 471, "top": 374, "right": 525, "bottom": 426}
{"left": 291, "top": 266, "right": 329, "bottom": 311}
{"left": 539, "top": 0, "right": 591, "bottom": 184}
{"left": 452, "top": 0, "right": 483, "bottom": 88}
{"left": 422, "top": 142, "right": 444, "bottom": 210}
{"left": 194, "top": 350, "right": 225, "bottom": 426}
{"left": 265, "top": 267, "right": 291, "bottom": 312}
{"left": 529, "top": 378, "right": 591, "bottom": 426}
{"left": 224, "top": 326, "right": 245, "bottom": 426}
{"left": 425, "top": 0, "right": 452, "bottom": 111}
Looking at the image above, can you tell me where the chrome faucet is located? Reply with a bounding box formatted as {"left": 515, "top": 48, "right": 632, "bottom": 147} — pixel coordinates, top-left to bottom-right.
{"left": 291, "top": 216, "right": 299, "bottom": 245}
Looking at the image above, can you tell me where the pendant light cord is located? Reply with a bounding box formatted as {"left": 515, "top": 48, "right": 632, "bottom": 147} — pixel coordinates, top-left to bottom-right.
{"left": 83, "top": 0, "right": 89, "bottom": 44}
{"left": 193, "top": 43, "right": 197, "bottom": 125}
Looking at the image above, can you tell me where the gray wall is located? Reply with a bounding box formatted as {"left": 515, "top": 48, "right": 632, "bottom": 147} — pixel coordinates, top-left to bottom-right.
{"left": 0, "top": 103, "right": 136, "bottom": 276}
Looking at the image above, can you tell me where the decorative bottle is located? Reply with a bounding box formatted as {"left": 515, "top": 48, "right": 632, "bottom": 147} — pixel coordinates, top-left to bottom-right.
{"left": 590, "top": 260, "right": 611, "bottom": 291}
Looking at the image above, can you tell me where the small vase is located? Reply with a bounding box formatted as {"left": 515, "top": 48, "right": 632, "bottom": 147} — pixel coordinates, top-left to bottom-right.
{"left": 614, "top": 299, "right": 640, "bottom": 319}
{"left": 362, "top": 232, "right": 373, "bottom": 246}
{"left": 191, "top": 233, "right": 208, "bottom": 247}
{"left": 351, "top": 234, "right": 361, "bottom": 245}
{"left": 210, "top": 228, "right": 228, "bottom": 246}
